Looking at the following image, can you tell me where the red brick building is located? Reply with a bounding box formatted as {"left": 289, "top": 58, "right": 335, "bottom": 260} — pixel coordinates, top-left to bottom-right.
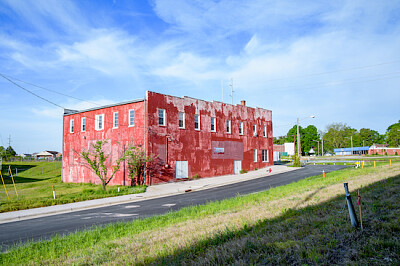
{"left": 62, "top": 91, "right": 273, "bottom": 185}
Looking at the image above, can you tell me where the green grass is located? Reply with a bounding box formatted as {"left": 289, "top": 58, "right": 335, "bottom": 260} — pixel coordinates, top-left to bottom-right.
{"left": 1, "top": 161, "right": 398, "bottom": 264}
{"left": 0, "top": 162, "right": 146, "bottom": 212}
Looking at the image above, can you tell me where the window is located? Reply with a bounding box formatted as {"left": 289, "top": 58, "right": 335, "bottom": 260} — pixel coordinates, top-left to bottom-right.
{"left": 194, "top": 114, "right": 200, "bottom": 130}
{"left": 70, "top": 119, "right": 74, "bottom": 133}
{"left": 129, "top": 109, "right": 135, "bottom": 127}
{"left": 263, "top": 125, "right": 267, "bottom": 137}
{"left": 158, "top": 109, "right": 165, "bottom": 126}
{"left": 262, "top": 150, "right": 269, "bottom": 162}
{"left": 239, "top": 121, "right": 243, "bottom": 135}
{"left": 95, "top": 114, "right": 104, "bottom": 131}
{"left": 254, "top": 149, "right": 257, "bottom": 162}
{"left": 113, "top": 112, "right": 119, "bottom": 128}
{"left": 81, "top": 117, "right": 86, "bottom": 132}
{"left": 253, "top": 124, "right": 257, "bottom": 136}
{"left": 226, "top": 120, "right": 231, "bottom": 134}
{"left": 179, "top": 112, "right": 185, "bottom": 128}
{"left": 211, "top": 117, "right": 216, "bottom": 132}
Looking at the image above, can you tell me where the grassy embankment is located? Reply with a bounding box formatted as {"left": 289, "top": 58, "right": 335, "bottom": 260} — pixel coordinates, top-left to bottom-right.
{"left": 1, "top": 161, "right": 399, "bottom": 264}
{"left": 0, "top": 161, "right": 145, "bottom": 212}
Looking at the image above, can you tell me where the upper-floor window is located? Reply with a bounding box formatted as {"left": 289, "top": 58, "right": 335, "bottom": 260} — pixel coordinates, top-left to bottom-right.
{"left": 262, "top": 150, "right": 269, "bottom": 162}
{"left": 113, "top": 112, "right": 119, "bottom": 128}
{"left": 263, "top": 125, "right": 267, "bottom": 137}
{"left": 70, "top": 119, "right": 74, "bottom": 133}
{"left": 95, "top": 114, "right": 104, "bottom": 131}
{"left": 129, "top": 109, "right": 135, "bottom": 127}
{"left": 226, "top": 120, "right": 231, "bottom": 134}
{"left": 179, "top": 112, "right": 185, "bottom": 129}
{"left": 194, "top": 114, "right": 200, "bottom": 130}
{"left": 253, "top": 124, "right": 257, "bottom": 136}
{"left": 239, "top": 121, "right": 243, "bottom": 135}
{"left": 211, "top": 117, "right": 216, "bottom": 132}
{"left": 158, "top": 109, "right": 165, "bottom": 126}
{"left": 254, "top": 149, "right": 257, "bottom": 162}
{"left": 81, "top": 117, "right": 86, "bottom": 132}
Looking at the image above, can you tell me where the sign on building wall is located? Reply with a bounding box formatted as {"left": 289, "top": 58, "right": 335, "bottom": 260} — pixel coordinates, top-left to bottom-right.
{"left": 211, "top": 141, "right": 243, "bottom": 160}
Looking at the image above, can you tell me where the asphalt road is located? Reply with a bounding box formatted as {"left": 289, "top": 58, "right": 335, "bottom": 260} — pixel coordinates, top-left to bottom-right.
{"left": 0, "top": 165, "right": 348, "bottom": 251}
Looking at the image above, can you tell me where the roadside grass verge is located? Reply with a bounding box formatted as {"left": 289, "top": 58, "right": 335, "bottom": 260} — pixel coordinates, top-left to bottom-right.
{"left": 0, "top": 162, "right": 398, "bottom": 264}
{"left": 0, "top": 162, "right": 146, "bottom": 212}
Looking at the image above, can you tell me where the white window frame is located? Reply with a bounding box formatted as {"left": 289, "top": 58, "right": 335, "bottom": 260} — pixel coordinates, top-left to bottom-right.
{"left": 254, "top": 149, "right": 257, "bottom": 162}
{"left": 211, "top": 117, "right": 216, "bottom": 132}
{"left": 253, "top": 124, "right": 257, "bottom": 136}
{"left": 158, "top": 109, "right": 166, "bottom": 126}
{"left": 194, "top": 114, "right": 200, "bottom": 130}
{"left": 262, "top": 149, "right": 269, "bottom": 162}
{"left": 95, "top": 114, "right": 104, "bottom": 131}
{"left": 113, "top": 112, "right": 119, "bottom": 129}
{"left": 239, "top": 121, "right": 243, "bottom": 135}
{"left": 81, "top": 117, "right": 86, "bottom": 132}
{"left": 226, "top": 120, "right": 231, "bottom": 134}
{"left": 179, "top": 112, "right": 185, "bottom": 129}
{"left": 70, "top": 119, "right": 74, "bottom": 133}
{"left": 129, "top": 109, "right": 135, "bottom": 127}
{"left": 263, "top": 125, "right": 267, "bottom": 137}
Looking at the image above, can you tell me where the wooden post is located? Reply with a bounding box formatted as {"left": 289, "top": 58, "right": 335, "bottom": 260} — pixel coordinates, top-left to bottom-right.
{"left": 374, "top": 161, "right": 376, "bottom": 168}
{"left": 9, "top": 166, "right": 18, "bottom": 197}
{"left": 358, "top": 190, "right": 363, "bottom": 230}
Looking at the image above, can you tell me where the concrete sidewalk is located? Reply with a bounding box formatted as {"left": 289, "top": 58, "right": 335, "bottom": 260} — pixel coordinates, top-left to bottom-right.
{"left": 0, "top": 165, "right": 297, "bottom": 224}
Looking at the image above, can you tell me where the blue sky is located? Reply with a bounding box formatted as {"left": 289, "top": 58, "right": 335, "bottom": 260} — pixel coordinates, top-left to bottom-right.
{"left": 0, "top": 0, "right": 399, "bottom": 153}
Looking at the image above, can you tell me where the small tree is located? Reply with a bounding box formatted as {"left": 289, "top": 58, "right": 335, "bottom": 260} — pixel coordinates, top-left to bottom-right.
{"left": 81, "top": 140, "right": 125, "bottom": 190}
{"left": 124, "top": 146, "right": 155, "bottom": 186}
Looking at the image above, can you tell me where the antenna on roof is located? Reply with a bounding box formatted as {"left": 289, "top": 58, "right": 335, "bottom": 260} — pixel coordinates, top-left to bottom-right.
{"left": 229, "top": 78, "right": 234, "bottom": 105}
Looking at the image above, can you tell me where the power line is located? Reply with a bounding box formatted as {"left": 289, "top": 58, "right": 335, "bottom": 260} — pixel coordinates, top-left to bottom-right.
{"left": 0, "top": 73, "right": 66, "bottom": 109}
{"left": 0, "top": 73, "right": 101, "bottom": 106}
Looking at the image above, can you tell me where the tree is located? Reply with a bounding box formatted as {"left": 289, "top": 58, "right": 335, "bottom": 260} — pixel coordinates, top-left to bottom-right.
{"left": 0, "top": 146, "right": 5, "bottom": 159}
{"left": 358, "top": 128, "right": 385, "bottom": 146}
{"left": 124, "top": 146, "right": 155, "bottom": 186}
{"left": 386, "top": 120, "right": 400, "bottom": 147}
{"left": 323, "top": 123, "right": 351, "bottom": 152}
{"left": 302, "top": 125, "right": 320, "bottom": 155}
{"left": 6, "top": 146, "right": 16, "bottom": 158}
{"left": 81, "top": 140, "right": 126, "bottom": 190}
{"left": 273, "top": 136, "right": 286, "bottom": 145}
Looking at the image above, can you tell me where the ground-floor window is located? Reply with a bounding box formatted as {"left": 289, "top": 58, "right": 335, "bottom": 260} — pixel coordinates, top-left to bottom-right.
{"left": 262, "top": 149, "right": 269, "bottom": 162}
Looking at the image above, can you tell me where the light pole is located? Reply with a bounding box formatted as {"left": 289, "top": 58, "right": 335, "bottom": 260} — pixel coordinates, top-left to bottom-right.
{"left": 297, "top": 115, "right": 316, "bottom": 162}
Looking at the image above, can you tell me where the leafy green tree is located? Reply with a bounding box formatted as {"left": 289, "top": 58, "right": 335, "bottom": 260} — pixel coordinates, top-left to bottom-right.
{"left": 302, "top": 125, "right": 320, "bottom": 155}
{"left": 6, "top": 146, "right": 16, "bottom": 157}
{"left": 81, "top": 140, "right": 126, "bottom": 190}
{"left": 386, "top": 120, "right": 400, "bottom": 147}
{"left": 124, "top": 146, "right": 155, "bottom": 186}
{"left": 323, "top": 123, "right": 351, "bottom": 152}
{"left": 0, "top": 146, "right": 5, "bottom": 159}
{"left": 273, "top": 136, "right": 286, "bottom": 144}
{"left": 358, "top": 128, "right": 385, "bottom": 146}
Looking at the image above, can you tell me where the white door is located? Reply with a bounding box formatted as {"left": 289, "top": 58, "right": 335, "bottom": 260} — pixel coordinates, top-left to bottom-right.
{"left": 176, "top": 161, "right": 188, "bottom": 178}
{"left": 234, "top": 160, "right": 241, "bottom": 174}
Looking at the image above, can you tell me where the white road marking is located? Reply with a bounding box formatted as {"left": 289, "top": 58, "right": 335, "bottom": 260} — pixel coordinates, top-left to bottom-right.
{"left": 124, "top": 205, "right": 140, "bottom": 209}
{"left": 114, "top": 213, "right": 138, "bottom": 217}
{"left": 162, "top": 204, "right": 176, "bottom": 207}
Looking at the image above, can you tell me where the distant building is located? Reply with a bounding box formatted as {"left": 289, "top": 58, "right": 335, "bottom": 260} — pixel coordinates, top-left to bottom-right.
{"left": 369, "top": 144, "right": 400, "bottom": 155}
{"left": 18, "top": 153, "right": 32, "bottom": 158}
{"left": 334, "top": 147, "right": 370, "bottom": 156}
{"left": 273, "top": 142, "right": 295, "bottom": 161}
{"left": 35, "top": 151, "right": 58, "bottom": 160}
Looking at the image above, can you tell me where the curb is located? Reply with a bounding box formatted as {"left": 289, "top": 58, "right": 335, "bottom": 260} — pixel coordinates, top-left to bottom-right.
{"left": 0, "top": 166, "right": 299, "bottom": 224}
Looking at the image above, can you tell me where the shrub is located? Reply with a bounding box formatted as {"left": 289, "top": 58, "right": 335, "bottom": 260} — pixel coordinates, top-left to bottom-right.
{"left": 192, "top": 173, "right": 199, "bottom": 179}
{"left": 239, "top": 169, "right": 247, "bottom": 174}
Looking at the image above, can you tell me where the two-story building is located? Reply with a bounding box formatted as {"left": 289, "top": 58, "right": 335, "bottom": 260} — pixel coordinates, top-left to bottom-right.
{"left": 62, "top": 91, "right": 273, "bottom": 185}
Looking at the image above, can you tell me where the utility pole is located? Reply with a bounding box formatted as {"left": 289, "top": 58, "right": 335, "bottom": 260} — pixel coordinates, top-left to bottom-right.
{"left": 297, "top": 118, "right": 300, "bottom": 158}
{"left": 322, "top": 137, "right": 324, "bottom": 156}
{"left": 229, "top": 78, "right": 234, "bottom": 105}
{"left": 8, "top": 135, "right": 11, "bottom": 148}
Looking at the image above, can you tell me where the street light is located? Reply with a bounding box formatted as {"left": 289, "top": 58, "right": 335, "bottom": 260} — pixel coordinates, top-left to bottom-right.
{"left": 297, "top": 115, "right": 316, "bottom": 160}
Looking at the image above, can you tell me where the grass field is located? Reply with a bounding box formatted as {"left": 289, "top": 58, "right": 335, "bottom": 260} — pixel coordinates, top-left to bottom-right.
{"left": 0, "top": 161, "right": 146, "bottom": 213}
{"left": 1, "top": 161, "right": 398, "bottom": 264}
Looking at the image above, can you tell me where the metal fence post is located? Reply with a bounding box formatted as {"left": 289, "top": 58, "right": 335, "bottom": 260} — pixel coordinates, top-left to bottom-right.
{"left": 344, "top": 183, "right": 359, "bottom": 228}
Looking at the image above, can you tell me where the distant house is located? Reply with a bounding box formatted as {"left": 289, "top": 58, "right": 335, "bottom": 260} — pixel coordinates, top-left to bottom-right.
{"left": 273, "top": 142, "right": 295, "bottom": 161}
{"left": 18, "top": 153, "right": 32, "bottom": 158}
{"left": 369, "top": 144, "right": 400, "bottom": 155}
{"left": 35, "top": 151, "right": 59, "bottom": 160}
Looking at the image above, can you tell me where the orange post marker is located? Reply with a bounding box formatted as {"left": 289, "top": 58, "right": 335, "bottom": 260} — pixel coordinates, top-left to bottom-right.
{"left": 323, "top": 169, "right": 326, "bottom": 178}
{"left": 52, "top": 185, "right": 56, "bottom": 200}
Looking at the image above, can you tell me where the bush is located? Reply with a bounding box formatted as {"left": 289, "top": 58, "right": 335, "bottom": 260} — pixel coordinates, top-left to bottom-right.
{"left": 240, "top": 169, "right": 248, "bottom": 174}
{"left": 192, "top": 173, "right": 199, "bottom": 179}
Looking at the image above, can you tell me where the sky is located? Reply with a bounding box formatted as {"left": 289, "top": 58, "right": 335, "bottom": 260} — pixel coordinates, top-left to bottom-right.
{"left": 0, "top": 0, "right": 399, "bottom": 154}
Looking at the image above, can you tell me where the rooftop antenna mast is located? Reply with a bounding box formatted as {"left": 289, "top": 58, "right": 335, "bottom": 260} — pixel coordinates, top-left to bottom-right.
{"left": 229, "top": 78, "right": 234, "bottom": 105}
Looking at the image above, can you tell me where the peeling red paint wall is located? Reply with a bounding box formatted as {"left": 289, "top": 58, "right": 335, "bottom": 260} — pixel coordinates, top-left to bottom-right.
{"left": 146, "top": 91, "right": 273, "bottom": 184}
{"left": 62, "top": 101, "right": 145, "bottom": 186}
